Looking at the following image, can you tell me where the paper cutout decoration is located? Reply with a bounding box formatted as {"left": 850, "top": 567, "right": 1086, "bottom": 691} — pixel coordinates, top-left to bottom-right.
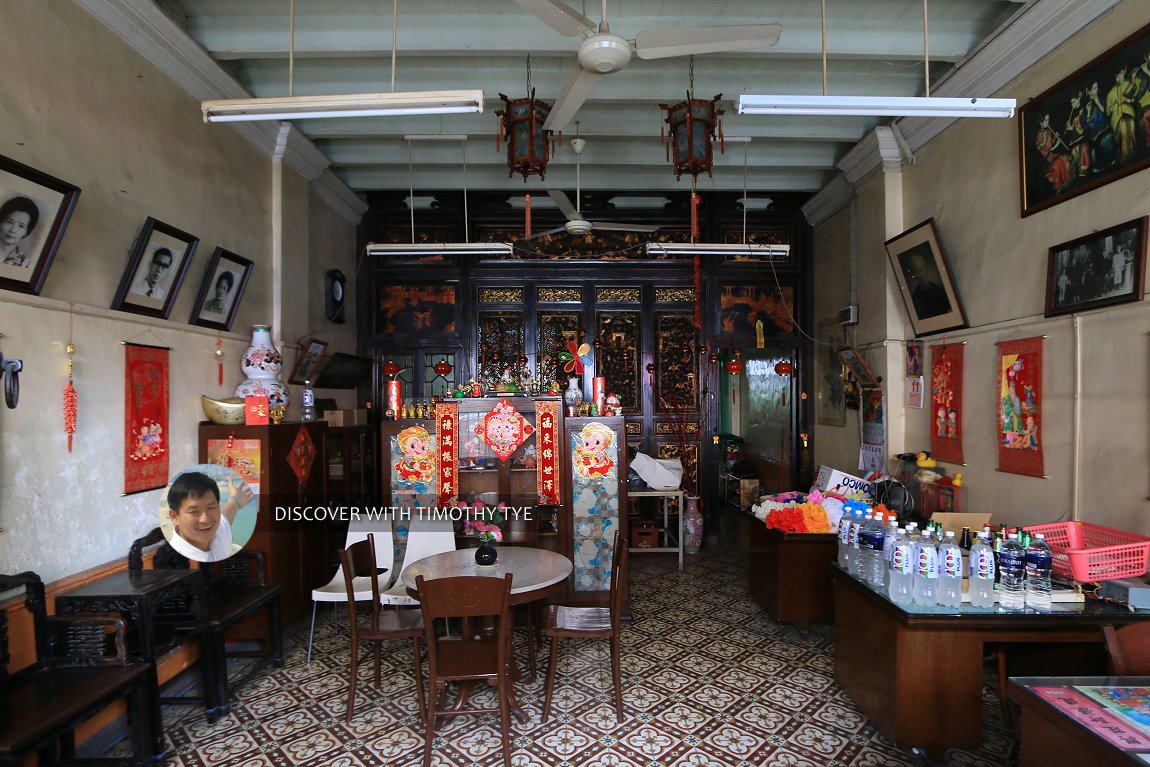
{"left": 475, "top": 398, "right": 534, "bottom": 461}
{"left": 288, "top": 425, "right": 316, "bottom": 484}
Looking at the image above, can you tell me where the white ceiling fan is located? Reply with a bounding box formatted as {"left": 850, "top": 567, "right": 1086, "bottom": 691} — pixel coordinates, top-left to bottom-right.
{"left": 511, "top": 0, "right": 782, "bottom": 131}
{"left": 536, "top": 135, "right": 661, "bottom": 238}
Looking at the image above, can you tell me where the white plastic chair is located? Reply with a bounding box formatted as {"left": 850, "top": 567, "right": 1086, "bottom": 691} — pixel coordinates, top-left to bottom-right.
{"left": 307, "top": 519, "right": 395, "bottom": 662}
{"left": 379, "top": 517, "right": 457, "bottom": 607}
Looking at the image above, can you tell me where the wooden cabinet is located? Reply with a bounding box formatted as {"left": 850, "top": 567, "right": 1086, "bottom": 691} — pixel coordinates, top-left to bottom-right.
{"left": 747, "top": 522, "right": 836, "bottom": 630}
{"left": 198, "top": 421, "right": 329, "bottom": 624}
{"left": 324, "top": 423, "right": 379, "bottom": 503}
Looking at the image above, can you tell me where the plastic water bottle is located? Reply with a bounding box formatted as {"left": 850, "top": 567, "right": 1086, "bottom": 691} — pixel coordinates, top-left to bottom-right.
{"left": 881, "top": 518, "right": 899, "bottom": 588}
{"left": 837, "top": 511, "right": 854, "bottom": 569}
{"left": 1024, "top": 533, "right": 1053, "bottom": 611}
{"left": 888, "top": 528, "right": 915, "bottom": 605}
{"left": 861, "top": 513, "right": 887, "bottom": 589}
{"left": 912, "top": 530, "right": 939, "bottom": 606}
{"left": 998, "top": 533, "right": 1027, "bottom": 610}
{"left": 848, "top": 512, "right": 869, "bottom": 578}
{"left": 937, "top": 531, "right": 964, "bottom": 607}
{"left": 969, "top": 533, "right": 997, "bottom": 608}
{"left": 301, "top": 380, "right": 316, "bottom": 422}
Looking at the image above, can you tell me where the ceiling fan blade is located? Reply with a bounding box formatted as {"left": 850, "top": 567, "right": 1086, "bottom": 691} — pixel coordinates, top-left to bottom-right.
{"left": 543, "top": 66, "right": 603, "bottom": 132}
{"left": 634, "top": 24, "right": 782, "bottom": 59}
{"left": 547, "top": 189, "right": 580, "bottom": 222}
{"left": 591, "top": 222, "right": 662, "bottom": 233}
{"left": 509, "top": 0, "right": 596, "bottom": 37}
{"left": 524, "top": 225, "right": 569, "bottom": 240}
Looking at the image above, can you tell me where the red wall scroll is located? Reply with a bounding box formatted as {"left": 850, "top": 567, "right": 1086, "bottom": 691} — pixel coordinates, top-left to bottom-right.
{"left": 535, "top": 399, "right": 560, "bottom": 504}
{"left": 124, "top": 342, "right": 169, "bottom": 495}
{"left": 435, "top": 401, "right": 459, "bottom": 505}
{"left": 929, "top": 343, "right": 964, "bottom": 465}
{"left": 997, "top": 336, "right": 1044, "bottom": 478}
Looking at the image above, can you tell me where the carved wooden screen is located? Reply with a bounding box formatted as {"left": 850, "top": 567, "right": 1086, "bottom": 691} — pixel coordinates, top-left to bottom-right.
{"left": 595, "top": 311, "right": 640, "bottom": 412}
{"left": 477, "top": 310, "right": 524, "bottom": 384}
{"left": 655, "top": 312, "right": 698, "bottom": 413}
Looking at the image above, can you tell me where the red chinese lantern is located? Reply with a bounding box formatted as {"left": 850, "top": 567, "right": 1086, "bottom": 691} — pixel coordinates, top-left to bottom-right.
{"left": 725, "top": 358, "right": 744, "bottom": 374}
{"left": 433, "top": 360, "right": 453, "bottom": 377}
{"left": 774, "top": 361, "right": 793, "bottom": 376}
{"left": 382, "top": 360, "right": 401, "bottom": 378}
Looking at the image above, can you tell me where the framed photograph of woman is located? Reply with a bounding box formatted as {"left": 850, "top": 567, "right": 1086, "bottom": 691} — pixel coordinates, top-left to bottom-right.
{"left": 885, "top": 219, "right": 968, "bottom": 337}
{"left": 0, "top": 154, "right": 81, "bottom": 296}
{"left": 189, "top": 248, "right": 253, "bottom": 331}
{"left": 111, "top": 217, "right": 198, "bottom": 320}
{"left": 1045, "top": 216, "right": 1147, "bottom": 317}
{"left": 288, "top": 338, "right": 329, "bottom": 385}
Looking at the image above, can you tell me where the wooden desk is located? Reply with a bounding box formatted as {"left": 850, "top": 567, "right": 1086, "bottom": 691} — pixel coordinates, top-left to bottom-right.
{"left": 831, "top": 566, "right": 1150, "bottom": 762}
{"left": 748, "top": 522, "right": 836, "bottom": 631}
{"left": 628, "top": 489, "right": 684, "bottom": 570}
{"left": 1010, "top": 676, "right": 1150, "bottom": 767}
{"left": 54, "top": 568, "right": 213, "bottom": 758}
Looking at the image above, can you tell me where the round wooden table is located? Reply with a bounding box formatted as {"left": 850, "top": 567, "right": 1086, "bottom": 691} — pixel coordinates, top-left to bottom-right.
{"left": 401, "top": 546, "right": 572, "bottom": 604}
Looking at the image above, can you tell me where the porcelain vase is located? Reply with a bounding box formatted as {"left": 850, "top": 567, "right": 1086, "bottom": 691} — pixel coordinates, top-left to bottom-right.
{"left": 474, "top": 539, "right": 498, "bottom": 566}
{"left": 564, "top": 377, "right": 583, "bottom": 415}
{"left": 683, "top": 495, "right": 704, "bottom": 554}
{"left": 234, "top": 324, "right": 289, "bottom": 409}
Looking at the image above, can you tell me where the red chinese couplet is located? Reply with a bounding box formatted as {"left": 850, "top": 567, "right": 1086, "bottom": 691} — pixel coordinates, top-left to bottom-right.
{"left": 124, "top": 343, "right": 169, "bottom": 495}
{"left": 536, "top": 399, "right": 560, "bottom": 504}
{"left": 996, "top": 336, "right": 1043, "bottom": 478}
{"left": 435, "top": 401, "right": 458, "bottom": 506}
{"left": 929, "top": 343, "right": 964, "bottom": 465}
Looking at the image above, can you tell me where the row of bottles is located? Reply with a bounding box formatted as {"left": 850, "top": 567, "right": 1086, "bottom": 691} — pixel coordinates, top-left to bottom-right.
{"left": 837, "top": 512, "right": 1053, "bottom": 610}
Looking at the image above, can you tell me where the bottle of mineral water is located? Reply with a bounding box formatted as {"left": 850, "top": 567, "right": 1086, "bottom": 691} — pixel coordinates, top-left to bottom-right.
{"left": 887, "top": 527, "right": 915, "bottom": 605}
{"left": 881, "top": 517, "right": 900, "bottom": 588}
{"left": 912, "top": 529, "right": 939, "bottom": 606}
{"left": 1023, "top": 533, "right": 1053, "bottom": 611}
{"left": 849, "top": 512, "right": 870, "bottom": 578}
{"left": 998, "top": 533, "right": 1027, "bottom": 610}
{"left": 861, "top": 513, "right": 887, "bottom": 589}
{"left": 837, "top": 509, "right": 854, "bottom": 569}
{"left": 937, "top": 531, "right": 964, "bottom": 607}
{"left": 969, "top": 533, "right": 997, "bottom": 608}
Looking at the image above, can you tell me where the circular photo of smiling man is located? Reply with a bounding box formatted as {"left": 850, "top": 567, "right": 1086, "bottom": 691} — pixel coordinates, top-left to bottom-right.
{"left": 158, "top": 464, "right": 257, "bottom": 562}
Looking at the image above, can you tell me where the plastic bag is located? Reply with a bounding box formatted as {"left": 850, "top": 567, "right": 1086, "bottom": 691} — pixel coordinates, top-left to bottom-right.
{"left": 630, "top": 451, "right": 683, "bottom": 490}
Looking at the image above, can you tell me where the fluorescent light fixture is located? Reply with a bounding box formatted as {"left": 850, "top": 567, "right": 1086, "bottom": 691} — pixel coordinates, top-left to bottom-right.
{"left": 202, "top": 90, "right": 485, "bottom": 123}
{"left": 646, "top": 242, "right": 790, "bottom": 258}
{"left": 367, "top": 242, "right": 513, "bottom": 257}
{"left": 737, "top": 95, "right": 1015, "bottom": 118}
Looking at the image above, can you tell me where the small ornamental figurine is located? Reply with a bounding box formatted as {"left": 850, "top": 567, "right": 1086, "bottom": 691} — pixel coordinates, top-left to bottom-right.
{"left": 470, "top": 378, "right": 484, "bottom": 397}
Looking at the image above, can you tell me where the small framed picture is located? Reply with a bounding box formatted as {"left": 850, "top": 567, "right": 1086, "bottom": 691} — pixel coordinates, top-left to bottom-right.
{"left": 1045, "top": 216, "right": 1147, "bottom": 317}
{"left": 905, "top": 340, "right": 924, "bottom": 377}
{"left": 837, "top": 345, "right": 880, "bottom": 389}
{"left": 111, "top": 217, "right": 198, "bottom": 319}
{"left": 885, "top": 219, "right": 968, "bottom": 337}
{"left": 0, "top": 154, "right": 81, "bottom": 296}
{"left": 189, "top": 247, "right": 253, "bottom": 331}
{"left": 288, "top": 338, "right": 329, "bottom": 385}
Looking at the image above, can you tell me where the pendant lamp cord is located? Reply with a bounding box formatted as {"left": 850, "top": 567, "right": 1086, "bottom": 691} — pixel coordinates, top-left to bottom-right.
{"left": 408, "top": 139, "right": 415, "bottom": 243}
{"left": 463, "top": 140, "right": 469, "bottom": 241}
{"left": 923, "top": 0, "right": 931, "bottom": 96}
{"left": 742, "top": 143, "right": 748, "bottom": 243}
{"left": 288, "top": 0, "right": 295, "bottom": 96}
{"left": 391, "top": 0, "right": 398, "bottom": 91}
{"left": 820, "top": 0, "right": 827, "bottom": 96}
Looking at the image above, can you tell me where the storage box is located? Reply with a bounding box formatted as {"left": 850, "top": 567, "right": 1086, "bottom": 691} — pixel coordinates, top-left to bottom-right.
{"left": 931, "top": 512, "right": 992, "bottom": 538}
{"left": 630, "top": 521, "right": 658, "bottom": 549}
{"left": 324, "top": 408, "right": 367, "bottom": 427}
{"left": 812, "top": 465, "right": 873, "bottom": 498}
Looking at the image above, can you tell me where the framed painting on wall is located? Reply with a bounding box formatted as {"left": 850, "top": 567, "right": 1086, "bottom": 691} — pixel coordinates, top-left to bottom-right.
{"left": 1045, "top": 216, "right": 1146, "bottom": 317}
{"left": 1018, "top": 22, "right": 1150, "bottom": 217}
{"left": 885, "top": 219, "right": 968, "bottom": 337}
{"left": 188, "top": 247, "right": 253, "bottom": 331}
{"left": 717, "top": 283, "right": 796, "bottom": 337}
{"left": 288, "top": 338, "right": 329, "bottom": 385}
{"left": 816, "top": 318, "right": 847, "bottom": 427}
{"left": 837, "top": 345, "right": 879, "bottom": 389}
{"left": 0, "top": 154, "right": 80, "bottom": 296}
{"left": 111, "top": 217, "right": 198, "bottom": 320}
{"left": 377, "top": 284, "right": 459, "bottom": 335}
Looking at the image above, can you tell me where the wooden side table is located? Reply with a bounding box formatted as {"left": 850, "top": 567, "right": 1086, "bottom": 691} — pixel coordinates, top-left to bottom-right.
{"left": 747, "top": 522, "right": 837, "bottom": 631}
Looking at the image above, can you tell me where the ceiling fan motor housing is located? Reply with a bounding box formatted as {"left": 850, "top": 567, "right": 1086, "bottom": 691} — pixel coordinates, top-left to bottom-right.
{"left": 578, "top": 33, "right": 632, "bottom": 73}
{"left": 565, "top": 219, "right": 594, "bottom": 236}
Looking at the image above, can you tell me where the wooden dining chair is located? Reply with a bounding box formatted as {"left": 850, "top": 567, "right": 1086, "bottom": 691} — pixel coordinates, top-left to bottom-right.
{"left": 542, "top": 531, "right": 628, "bottom": 723}
{"left": 416, "top": 573, "right": 515, "bottom": 767}
{"left": 1102, "top": 623, "right": 1150, "bottom": 675}
{"left": 339, "top": 533, "right": 425, "bottom": 723}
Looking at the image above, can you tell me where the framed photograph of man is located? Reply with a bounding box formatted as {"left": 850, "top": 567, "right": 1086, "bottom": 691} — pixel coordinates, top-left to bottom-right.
{"left": 288, "top": 338, "right": 329, "bottom": 385}
{"left": 111, "top": 217, "right": 198, "bottom": 320}
{"left": 0, "top": 154, "right": 80, "bottom": 296}
{"left": 189, "top": 248, "right": 253, "bottom": 331}
{"left": 1045, "top": 216, "right": 1147, "bottom": 317}
{"left": 885, "top": 219, "right": 968, "bottom": 337}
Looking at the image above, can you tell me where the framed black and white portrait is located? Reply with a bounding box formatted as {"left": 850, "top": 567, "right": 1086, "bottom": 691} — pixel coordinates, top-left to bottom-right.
{"left": 1045, "top": 217, "right": 1146, "bottom": 317}
{"left": 189, "top": 247, "right": 253, "bottom": 331}
{"left": 0, "top": 154, "right": 80, "bottom": 296}
{"left": 111, "top": 217, "right": 198, "bottom": 319}
{"left": 885, "top": 219, "right": 968, "bottom": 337}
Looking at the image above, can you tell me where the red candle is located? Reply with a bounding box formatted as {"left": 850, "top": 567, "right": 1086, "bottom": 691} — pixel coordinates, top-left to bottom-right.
{"left": 387, "top": 379, "right": 403, "bottom": 419}
{"left": 592, "top": 376, "right": 607, "bottom": 415}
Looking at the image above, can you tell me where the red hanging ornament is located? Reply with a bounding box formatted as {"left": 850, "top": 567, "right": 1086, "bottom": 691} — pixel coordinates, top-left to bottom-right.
{"left": 64, "top": 340, "right": 77, "bottom": 452}
{"left": 725, "top": 359, "right": 744, "bottom": 374}
{"left": 433, "top": 359, "right": 453, "bottom": 377}
{"left": 382, "top": 360, "right": 401, "bottom": 377}
{"left": 215, "top": 336, "right": 225, "bottom": 386}
{"left": 525, "top": 193, "right": 532, "bottom": 239}
{"left": 774, "top": 361, "right": 793, "bottom": 376}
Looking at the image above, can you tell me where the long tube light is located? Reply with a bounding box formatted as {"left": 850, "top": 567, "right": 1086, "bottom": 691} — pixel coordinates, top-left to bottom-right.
{"left": 646, "top": 242, "right": 791, "bottom": 258}
{"left": 737, "top": 95, "right": 1015, "bottom": 118}
{"left": 202, "top": 90, "right": 485, "bottom": 123}
{"left": 367, "top": 242, "right": 512, "bottom": 257}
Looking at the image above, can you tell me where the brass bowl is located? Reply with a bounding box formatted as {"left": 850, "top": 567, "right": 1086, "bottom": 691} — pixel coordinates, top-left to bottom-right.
{"left": 201, "top": 395, "right": 246, "bottom": 425}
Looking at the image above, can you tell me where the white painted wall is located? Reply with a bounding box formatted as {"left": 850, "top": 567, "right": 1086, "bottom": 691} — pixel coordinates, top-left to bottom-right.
{"left": 0, "top": 1, "right": 357, "bottom": 580}
{"left": 812, "top": 0, "right": 1150, "bottom": 534}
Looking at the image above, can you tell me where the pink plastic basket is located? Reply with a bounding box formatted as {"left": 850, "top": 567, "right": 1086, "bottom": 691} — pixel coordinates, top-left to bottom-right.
{"left": 1022, "top": 521, "right": 1150, "bottom": 582}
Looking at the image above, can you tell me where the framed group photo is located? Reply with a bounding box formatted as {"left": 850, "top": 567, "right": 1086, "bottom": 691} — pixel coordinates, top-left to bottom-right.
{"left": 885, "top": 219, "right": 968, "bottom": 337}
{"left": 1045, "top": 216, "right": 1147, "bottom": 317}
{"left": 111, "top": 217, "right": 198, "bottom": 320}
{"left": 189, "top": 247, "right": 253, "bottom": 331}
{"left": 0, "top": 154, "right": 81, "bottom": 296}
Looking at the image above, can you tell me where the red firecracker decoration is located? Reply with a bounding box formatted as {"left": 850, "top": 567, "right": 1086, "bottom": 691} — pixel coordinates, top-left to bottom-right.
{"left": 64, "top": 380, "right": 77, "bottom": 452}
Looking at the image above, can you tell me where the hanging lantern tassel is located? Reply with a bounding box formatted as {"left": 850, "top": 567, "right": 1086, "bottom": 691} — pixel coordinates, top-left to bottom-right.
{"left": 215, "top": 336, "right": 225, "bottom": 386}
{"left": 525, "top": 193, "right": 532, "bottom": 239}
{"left": 690, "top": 191, "right": 700, "bottom": 242}
{"left": 64, "top": 341, "right": 77, "bottom": 452}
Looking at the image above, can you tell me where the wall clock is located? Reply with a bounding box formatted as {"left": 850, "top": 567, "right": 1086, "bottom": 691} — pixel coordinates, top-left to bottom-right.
{"left": 325, "top": 269, "right": 346, "bottom": 324}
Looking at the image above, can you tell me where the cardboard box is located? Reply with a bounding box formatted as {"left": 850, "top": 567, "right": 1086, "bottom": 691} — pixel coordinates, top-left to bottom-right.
{"left": 812, "top": 465, "right": 874, "bottom": 498}
{"left": 739, "top": 479, "right": 762, "bottom": 509}
{"left": 931, "top": 512, "right": 992, "bottom": 538}
{"left": 630, "top": 521, "right": 658, "bottom": 549}
{"left": 324, "top": 409, "right": 368, "bottom": 427}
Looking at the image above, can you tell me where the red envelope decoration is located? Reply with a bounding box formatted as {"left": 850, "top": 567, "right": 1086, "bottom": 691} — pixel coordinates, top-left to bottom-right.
{"left": 475, "top": 398, "right": 534, "bottom": 461}
{"left": 288, "top": 425, "right": 316, "bottom": 484}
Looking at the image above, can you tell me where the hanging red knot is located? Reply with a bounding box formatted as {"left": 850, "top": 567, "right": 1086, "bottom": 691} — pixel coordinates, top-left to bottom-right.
{"left": 525, "top": 193, "right": 532, "bottom": 239}
{"left": 693, "top": 253, "right": 702, "bottom": 330}
{"left": 64, "top": 380, "right": 77, "bottom": 452}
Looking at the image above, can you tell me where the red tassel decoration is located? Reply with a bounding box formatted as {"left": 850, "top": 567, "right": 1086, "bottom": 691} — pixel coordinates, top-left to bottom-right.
{"left": 525, "top": 194, "right": 532, "bottom": 239}
{"left": 693, "top": 253, "right": 702, "bottom": 330}
{"left": 215, "top": 336, "right": 225, "bottom": 386}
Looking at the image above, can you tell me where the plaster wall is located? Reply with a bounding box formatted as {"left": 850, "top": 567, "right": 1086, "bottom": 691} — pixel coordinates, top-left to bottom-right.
{"left": 0, "top": 0, "right": 358, "bottom": 580}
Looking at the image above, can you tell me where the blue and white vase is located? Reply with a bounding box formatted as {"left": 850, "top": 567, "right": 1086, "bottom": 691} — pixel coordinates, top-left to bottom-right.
{"left": 235, "top": 324, "right": 289, "bottom": 410}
